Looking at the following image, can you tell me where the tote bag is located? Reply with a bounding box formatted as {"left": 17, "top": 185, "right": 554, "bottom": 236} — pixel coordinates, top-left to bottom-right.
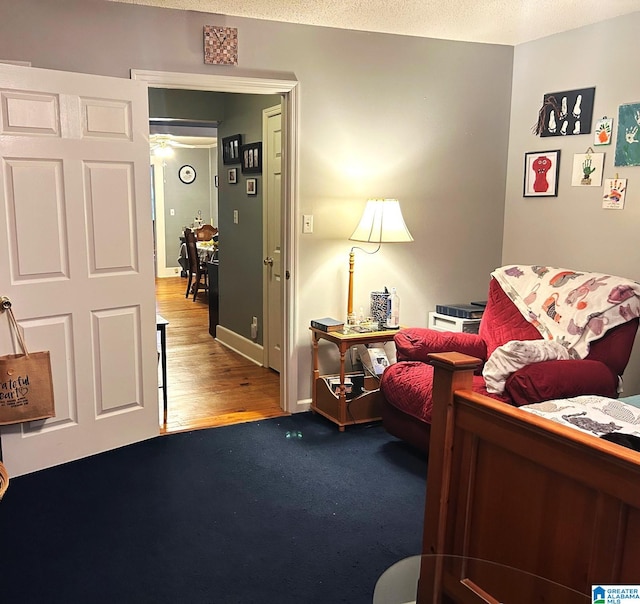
{"left": 0, "top": 304, "right": 55, "bottom": 425}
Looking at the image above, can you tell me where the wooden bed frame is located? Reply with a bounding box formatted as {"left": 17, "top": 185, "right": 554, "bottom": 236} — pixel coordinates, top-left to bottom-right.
{"left": 417, "top": 352, "right": 640, "bottom": 604}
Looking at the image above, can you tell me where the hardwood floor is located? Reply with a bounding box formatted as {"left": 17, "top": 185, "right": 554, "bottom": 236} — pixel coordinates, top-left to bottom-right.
{"left": 155, "top": 277, "right": 285, "bottom": 434}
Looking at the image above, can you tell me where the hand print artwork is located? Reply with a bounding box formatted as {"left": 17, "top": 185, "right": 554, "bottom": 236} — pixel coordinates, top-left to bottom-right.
{"left": 593, "top": 117, "right": 613, "bottom": 146}
{"left": 571, "top": 151, "right": 604, "bottom": 187}
{"left": 523, "top": 150, "right": 560, "bottom": 197}
{"left": 615, "top": 102, "right": 640, "bottom": 166}
{"left": 602, "top": 178, "right": 627, "bottom": 210}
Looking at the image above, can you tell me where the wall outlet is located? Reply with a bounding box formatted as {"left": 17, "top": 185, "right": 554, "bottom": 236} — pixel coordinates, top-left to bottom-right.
{"left": 233, "top": 209, "right": 239, "bottom": 224}
{"left": 303, "top": 214, "right": 313, "bottom": 233}
{"left": 250, "top": 316, "right": 258, "bottom": 339}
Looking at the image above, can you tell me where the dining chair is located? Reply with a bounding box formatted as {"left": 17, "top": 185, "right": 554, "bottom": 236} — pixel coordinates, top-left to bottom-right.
{"left": 184, "top": 228, "right": 208, "bottom": 301}
{"left": 195, "top": 224, "right": 218, "bottom": 241}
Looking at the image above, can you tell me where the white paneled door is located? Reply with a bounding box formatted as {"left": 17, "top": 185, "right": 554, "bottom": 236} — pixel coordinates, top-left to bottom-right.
{"left": 263, "top": 105, "right": 282, "bottom": 372}
{"left": 0, "top": 64, "right": 158, "bottom": 476}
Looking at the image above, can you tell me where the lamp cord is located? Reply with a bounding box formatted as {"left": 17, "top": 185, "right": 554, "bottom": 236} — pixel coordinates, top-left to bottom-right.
{"left": 350, "top": 243, "right": 381, "bottom": 255}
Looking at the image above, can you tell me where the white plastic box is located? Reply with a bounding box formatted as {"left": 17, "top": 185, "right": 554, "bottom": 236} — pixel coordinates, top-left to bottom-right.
{"left": 428, "top": 311, "right": 481, "bottom": 334}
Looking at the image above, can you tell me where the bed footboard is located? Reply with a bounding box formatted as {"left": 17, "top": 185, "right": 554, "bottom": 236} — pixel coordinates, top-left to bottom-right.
{"left": 417, "top": 352, "right": 640, "bottom": 604}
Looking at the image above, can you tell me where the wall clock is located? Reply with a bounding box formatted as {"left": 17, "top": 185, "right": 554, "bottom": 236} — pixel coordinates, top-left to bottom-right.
{"left": 178, "top": 165, "right": 196, "bottom": 184}
{"left": 204, "top": 26, "right": 238, "bottom": 66}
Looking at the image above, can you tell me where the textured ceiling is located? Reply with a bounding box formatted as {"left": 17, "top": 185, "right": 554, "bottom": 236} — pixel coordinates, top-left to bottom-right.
{"left": 108, "top": 0, "right": 640, "bottom": 45}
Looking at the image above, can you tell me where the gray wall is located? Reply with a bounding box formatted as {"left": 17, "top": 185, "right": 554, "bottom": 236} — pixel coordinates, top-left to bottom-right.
{"left": 217, "top": 93, "right": 281, "bottom": 343}
{"left": 161, "top": 146, "right": 214, "bottom": 257}
{"left": 0, "top": 0, "right": 514, "bottom": 402}
{"left": 505, "top": 12, "right": 640, "bottom": 394}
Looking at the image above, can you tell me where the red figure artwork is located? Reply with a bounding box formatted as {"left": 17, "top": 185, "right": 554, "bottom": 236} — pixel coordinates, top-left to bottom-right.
{"left": 532, "top": 155, "right": 552, "bottom": 192}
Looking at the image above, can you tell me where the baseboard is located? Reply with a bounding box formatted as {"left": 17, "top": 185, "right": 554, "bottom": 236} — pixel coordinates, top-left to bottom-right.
{"left": 157, "top": 267, "right": 182, "bottom": 278}
{"left": 295, "top": 398, "right": 311, "bottom": 412}
{"left": 215, "top": 325, "right": 264, "bottom": 366}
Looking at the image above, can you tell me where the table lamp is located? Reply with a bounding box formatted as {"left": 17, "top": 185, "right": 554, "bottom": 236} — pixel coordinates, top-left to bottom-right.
{"left": 347, "top": 198, "right": 413, "bottom": 325}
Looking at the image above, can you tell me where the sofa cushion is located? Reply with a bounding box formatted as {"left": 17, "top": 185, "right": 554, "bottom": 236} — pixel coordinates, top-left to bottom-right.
{"left": 479, "top": 279, "right": 542, "bottom": 357}
{"left": 380, "top": 360, "right": 511, "bottom": 424}
{"left": 395, "top": 328, "right": 487, "bottom": 363}
{"left": 504, "top": 359, "right": 619, "bottom": 406}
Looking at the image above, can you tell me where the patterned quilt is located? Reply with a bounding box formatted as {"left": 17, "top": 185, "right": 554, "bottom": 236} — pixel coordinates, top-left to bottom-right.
{"left": 521, "top": 395, "right": 640, "bottom": 439}
{"left": 491, "top": 265, "right": 640, "bottom": 358}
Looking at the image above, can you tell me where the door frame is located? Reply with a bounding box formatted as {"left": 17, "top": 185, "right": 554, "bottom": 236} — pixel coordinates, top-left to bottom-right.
{"left": 131, "top": 70, "right": 299, "bottom": 415}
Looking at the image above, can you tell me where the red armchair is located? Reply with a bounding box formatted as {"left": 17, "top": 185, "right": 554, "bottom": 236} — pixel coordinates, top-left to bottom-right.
{"left": 380, "top": 277, "right": 639, "bottom": 452}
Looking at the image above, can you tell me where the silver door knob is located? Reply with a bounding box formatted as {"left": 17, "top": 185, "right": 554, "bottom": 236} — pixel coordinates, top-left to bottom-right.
{"left": 263, "top": 257, "right": 274, "bottom": 266}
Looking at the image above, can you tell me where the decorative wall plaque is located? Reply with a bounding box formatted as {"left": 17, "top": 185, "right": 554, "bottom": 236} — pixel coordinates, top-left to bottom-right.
{"left": 204, "top": 26, "right": 238, "bottom": 66}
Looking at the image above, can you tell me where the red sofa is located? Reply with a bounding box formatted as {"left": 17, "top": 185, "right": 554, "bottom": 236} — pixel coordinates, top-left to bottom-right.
{"left": 380, "top": 278, "right": 639, "bottom": 452}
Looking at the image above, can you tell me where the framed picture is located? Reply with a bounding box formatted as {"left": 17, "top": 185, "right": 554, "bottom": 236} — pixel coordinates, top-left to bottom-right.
{"left": 227, "top": 168, "right": 237, "bottom": 184}
{"left": 523, "top": 150, "right": 560, "bottom": 197}
{"left": 222, "top": 134, "right": 242, "bottom": 165}
{"left": 241, "top": 142, "right": 262, "bottom": 174}
{"left": 571, "top": 152, "right": 604, "bottom": 187}
{"left": 246, "top": 178, "right": 257, "bottom": 195}
{"left": 534, "top": 87, "right": 595, "bottom": 137}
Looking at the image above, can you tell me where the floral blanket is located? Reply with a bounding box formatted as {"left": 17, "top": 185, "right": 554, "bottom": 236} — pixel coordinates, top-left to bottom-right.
{"left": 492, "top": 265, "right": 640, "bottom": 358}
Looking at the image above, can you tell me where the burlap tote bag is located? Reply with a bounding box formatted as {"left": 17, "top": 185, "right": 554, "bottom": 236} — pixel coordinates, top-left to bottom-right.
{"left": 0, "top": 304, "right": 55, "bottom": 425}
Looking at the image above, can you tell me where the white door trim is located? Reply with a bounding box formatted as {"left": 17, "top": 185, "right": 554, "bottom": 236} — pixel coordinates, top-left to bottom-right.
{"left": 130, "top": 70, "right": 299, "bottom": 415}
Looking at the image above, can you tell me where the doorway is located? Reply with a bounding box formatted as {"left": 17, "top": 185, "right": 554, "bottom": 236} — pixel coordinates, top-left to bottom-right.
{"left": 132, "top": 69, "right": 299, "bottom": 421}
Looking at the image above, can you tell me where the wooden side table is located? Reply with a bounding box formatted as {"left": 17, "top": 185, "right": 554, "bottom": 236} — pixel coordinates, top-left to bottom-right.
{"left": 310, "top": 326, "right": 399, "bottom": 431}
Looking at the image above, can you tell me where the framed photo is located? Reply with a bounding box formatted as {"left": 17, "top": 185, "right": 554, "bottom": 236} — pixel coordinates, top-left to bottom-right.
{"left": 222, "top": 134, "right": 242, "bottom": 165}
{"left": 523, "top": 150, "right": 560, "bottom": 197}
{"left": 241, "top": 142, "right": 262, "bottom": 174}
{"left": 246, "top": 178, "right": 257, "bottom": 195}
{"left": 227, "top": 168, "right": 237, "bottom": 184}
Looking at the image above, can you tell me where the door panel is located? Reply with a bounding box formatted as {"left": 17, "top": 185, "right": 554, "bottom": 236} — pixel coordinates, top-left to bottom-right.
{"left": 0, "top": 64, "right": 158, "bottom": 477}
{"left": 264, "top": 106, "right": 282, "bottom": 372}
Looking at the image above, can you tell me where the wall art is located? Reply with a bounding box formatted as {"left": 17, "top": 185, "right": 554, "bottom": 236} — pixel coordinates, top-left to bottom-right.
{"left": 571, "top": 149, "right": 604, "bottom": 187}
{"left": 594, "top": 117, "right": 613, "bottom": 146}
{"left": 246, "top": 178, "right": 257, "bottom": 195}
{"left": 533, "top": 87, "right": 595, "bottom": 137}
{"left": 227, "top": 168, "right": 237, "bottom": 184}
{"left": 523, "top": 150, "right": 560, "bottom": 197}
{"left": 614, "top": 102, "right": 640, "bottom": 166}
{"left": 602, "top": 178, "right": 627, "bottom": 209}
{"left": 222, "top": 134, "right": 242, "bottom": 165}
{"left": 204, "top": 26, "right": 238, "bottom": 65}
{"left": 241, "top": 142, "right": 262, "bottom": 174}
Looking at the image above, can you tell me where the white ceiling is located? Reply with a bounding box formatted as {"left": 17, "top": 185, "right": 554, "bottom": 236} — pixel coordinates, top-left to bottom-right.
{"left": 108, "top": 0, "right": 640, "bottom": 45}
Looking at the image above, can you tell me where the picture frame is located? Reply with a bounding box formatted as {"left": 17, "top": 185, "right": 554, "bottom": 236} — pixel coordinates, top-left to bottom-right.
{"left": 222, "top": 134, "right": 242, "bottom": 165}
{"left": 227, "top": 168, "right": 237, "bottom": 184}
{"left": 241, "top": 142, "right": 262, "bottom": 174}
{"left": 523, "top": 150, "right": 560, "bottom": 197}
{"left": 246, "top": 178, "right": 257, "bottom": 195}
{"left": 534, "top": 87, "right": 595, "bottom": 137}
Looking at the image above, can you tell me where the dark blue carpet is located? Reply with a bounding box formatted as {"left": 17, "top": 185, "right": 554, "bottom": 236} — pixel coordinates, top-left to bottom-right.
{"left": 0, "top": 413, "right": 426, "bottom": 603}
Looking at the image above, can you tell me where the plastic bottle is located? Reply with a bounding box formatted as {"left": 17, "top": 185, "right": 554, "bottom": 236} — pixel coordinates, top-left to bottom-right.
{"left": 386, "top": 288, "right": 400, "bottom": 329}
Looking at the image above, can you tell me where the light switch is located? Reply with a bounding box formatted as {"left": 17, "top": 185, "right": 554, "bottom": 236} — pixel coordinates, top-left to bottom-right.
{"left": 233, "top": 210, "right": 239, "bottom": 224}
{"left": 170, "top": 209, "right": 175, "bottom": 216}
{"left": 303, "top": 214, "right": 313, "bottom": 233}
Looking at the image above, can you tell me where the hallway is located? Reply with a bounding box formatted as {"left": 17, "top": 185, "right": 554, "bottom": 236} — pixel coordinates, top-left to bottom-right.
{"left": 156, "top": 277, "right": 285, "bottom": 434}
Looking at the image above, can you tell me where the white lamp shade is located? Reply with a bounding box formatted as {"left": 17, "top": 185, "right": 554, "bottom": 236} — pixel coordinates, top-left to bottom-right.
{"left": 349, "top": 198, "right": 413, "bottom": 243}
